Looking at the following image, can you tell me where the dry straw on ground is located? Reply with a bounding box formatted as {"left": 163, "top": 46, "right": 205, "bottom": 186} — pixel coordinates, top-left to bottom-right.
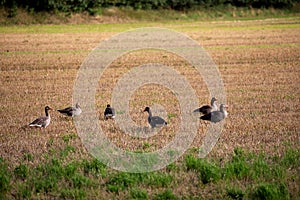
{"left": 0, "top": 18, "right": 299, "bottom": 168}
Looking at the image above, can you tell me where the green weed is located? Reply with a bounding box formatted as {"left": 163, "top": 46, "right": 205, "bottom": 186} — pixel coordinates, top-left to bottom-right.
{"left": 33, "top": 174, "right": 58, "bottom": 193}
{"left": 280, "top": 148, "right": 300, "bottom": 168}
{"left": 153, "top": 190, "right": 178, "bottom": 200}
{"left": 70, "top": 173, "right": 92, "bottom": 188}
{"left": 138, "top": 172, "right": 173, "bottom": 187}
{"left": 64, "top": 162, "right": 79, "bottom": 178}
{"left": 185, "top": 155, "right": 221, "bottom": 184}
{"left": 223, "top": 148, "right": 250, "bottom": 179}
{"left": 226, "top": 186, "right": 245, "bottom": 200}
{"left": 23, "top": 153, "right": 33, "bottom": 162}
{"left": 14, "top": 163, "right": 29, "bottom": 179}
{"left": 130, "top": 188, "right": 149, "bottom": 199}
{"left": 16, "top": 184, "right": 31, "bottom": 199}
{"left": 251, "top": 183, "right": 290, "bottom": 200}
{"left": 167, "top": 113, "right": 176, "bottom": 119}
{"left": 143, "top": 142, "right": 152, "bottom": 150}
{"left": 81, "top": 158, "right": 107, "bottom": 177}
{"left": 106, "top": 172, "right": 137, "bottom": 193}
{"left": 166, "top": 163, "right": 178, "bottom": 172}
{"left": 62, "top": 133, "right": 77, "bottom": 143}
{"left": 60, "top": 188, "right": 86, "bottom": 200}
{"left": 60, "top": 145, "right": 76, "bottom": 157}
{"left": 0, "top": 158, "right": 11, "bottom": 199}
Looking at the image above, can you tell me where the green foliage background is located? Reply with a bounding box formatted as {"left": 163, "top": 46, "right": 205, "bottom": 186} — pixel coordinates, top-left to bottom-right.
{"left": 0, "top": 0, "right": 299, "bottom": 13}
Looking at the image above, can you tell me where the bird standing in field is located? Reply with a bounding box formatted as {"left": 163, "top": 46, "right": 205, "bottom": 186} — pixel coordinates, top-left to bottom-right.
{"left": 200, "top": 104, "right": 228, "bottom": 123}
{"left": 104, "top": 104, "right": 115, "bottom": 120}
{"left": 29, "top": 106, "right": 52, "bottom": 128}
{"left": 57, "top": 103, "right": 82, "bottom": 117}
{"left": 193, "top": 97, "right": 218, "bottom": 115}
{"left": 143, "top": 106, "right": 167, "bottom": 128}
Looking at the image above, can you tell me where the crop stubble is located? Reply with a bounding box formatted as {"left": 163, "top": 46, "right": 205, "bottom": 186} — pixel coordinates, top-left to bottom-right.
{"left": 0, "top": 19, "right": 299, "bottom": 167}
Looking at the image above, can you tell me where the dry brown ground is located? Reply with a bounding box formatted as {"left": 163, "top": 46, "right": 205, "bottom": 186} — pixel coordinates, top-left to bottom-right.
{"left": 0, "top": 18, "right": 299, "bottom": 170}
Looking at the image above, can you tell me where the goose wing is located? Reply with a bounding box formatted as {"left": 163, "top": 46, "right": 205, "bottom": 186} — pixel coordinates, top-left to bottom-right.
{"left": 104, "top": 107, "right": 115, "bottom": 118}
{"left": 58, "top": 106, "right": 76, "bottom": 116}
{"left": 29, "top": 116, "right": 48, "bottom": 127}
{"left": 150, "top": 116, "right": 167, "bottom": 127}
{"left": 193, "top": 105, "right": 212, "bottom": 115}
{"left": 200, "top": 111, "right": 225, "bottom": 123}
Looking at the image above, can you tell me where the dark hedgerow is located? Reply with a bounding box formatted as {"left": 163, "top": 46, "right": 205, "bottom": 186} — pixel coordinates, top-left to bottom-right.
{"left": 0, "top": 0, "right": 298, "bottom": 13}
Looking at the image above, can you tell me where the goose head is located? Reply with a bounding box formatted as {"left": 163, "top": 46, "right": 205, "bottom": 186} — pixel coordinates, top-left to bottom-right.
{"left": 220, "top": 104, "right": 228, "bottom": 117}
{"left": 211, "top": 97, "right": 218, "bottom": 105}
{"left": 143, "top": 107, "right": 150, "bottom": 113}
{"left": 45, "top": 106, "right": 52, "bottom": 112}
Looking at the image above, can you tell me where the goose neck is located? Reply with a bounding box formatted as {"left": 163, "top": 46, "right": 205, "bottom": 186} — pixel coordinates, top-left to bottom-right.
{"left": 45, "top": 109, "right": 50, "bottom": 117}
{"left": 147, "top": 109, "right": 152, "bottom": 117}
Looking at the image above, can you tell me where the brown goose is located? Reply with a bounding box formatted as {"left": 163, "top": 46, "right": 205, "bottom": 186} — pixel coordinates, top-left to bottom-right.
{"left": 29, "top": 106, "right": 52, "bottom": 128}
{"left": 104, "top": 104, "right": 115, "bottom": 120}
{"left": 57, "top": 103, "right": 82, "bottom": 117}
{"left": 144, "top": 106, "right": 167, "bottom": 128}
{"left": 193, "top": 97, "right": 218, "bottom": 115}
{"left": 200, "top": 104, "right": 228, "bottom": 123}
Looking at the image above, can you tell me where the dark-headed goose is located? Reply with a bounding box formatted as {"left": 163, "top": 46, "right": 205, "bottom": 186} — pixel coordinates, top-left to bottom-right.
{"left": 29, "top": 106, "right": 52, "bottom": 128}
{"left": 57, "top": 103, "right": 82, "bottom": 117}
{"left": 144, "top": 107, "right": 167, "bottom": 128}
{"left": 104, "top": 104, "right": 115, "bottom": 120}
{"left": 200, "top": 104, "right": 228, "bottom": 123}
{"left": 194, "top": 97, "right": 218, "bottom": 115}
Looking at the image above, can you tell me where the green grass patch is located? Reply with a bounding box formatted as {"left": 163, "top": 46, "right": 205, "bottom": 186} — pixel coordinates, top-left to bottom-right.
{"left": 280, "top": 148, "right": 300, "bottom": 168}
{"left": 226, "top": 186, "right": 245, "bottom": 200}
{"left": 14, "top": 163, "right": 29, "bottom": 179}
{"left": 0, "top": 158, "right": 11, "bottom": 199}
{"left": 153, "top": 189, "right": 178, "bottom": 200}
{"left": 138, "top": 172, "right": 173, "bottom": 187}
{"left": 0, "top": 15, "right": 299, "bottom": 34}
{"left": 0, "top": 142, "right": 298, "bottom": 199}
{"left": 106, "top": 171, "right": 173, "bottom": 193}
{"left": 60, "top": 188, "right": 86, "bottom": 200}
{"left": 223, "top": 148, "right": 250, "bottom": 179}
{"left": 106, "top": 172, "right": 137, "bottom": 193}
{"left": 185, "top": 154, "right": 221, "bottom": 184}
{"left": 81, "top": 158, "right": 107, "bottom": 177}
{"left": 251, "top": 182, "right": 290, "bottom": 200}
{"left": 130, "top": 188, "right": 149, "bottom": 199}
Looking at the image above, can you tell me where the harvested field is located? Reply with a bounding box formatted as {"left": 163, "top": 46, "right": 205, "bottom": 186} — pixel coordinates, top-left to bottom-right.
{"left": 0, "top": 17, "right": 299, "bottom": 199}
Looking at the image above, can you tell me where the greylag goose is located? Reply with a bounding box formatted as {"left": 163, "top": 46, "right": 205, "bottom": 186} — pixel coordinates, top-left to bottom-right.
{"left": 104, "top": 104, "right": 115, "bottom": 120}
{"left": 57, "top": 103, "right": 82, "bottom": 117}
{"left": 29, "top": 106, "right": 52, "bottom": 128}
{"left": 193, "top": 97, "right": 218, "bottom": 115}
{"left": 200, "top": 104, "right": 228, "bottom": 123}
{"left": 144, "top": 107, "right": 167, "bottom": 128}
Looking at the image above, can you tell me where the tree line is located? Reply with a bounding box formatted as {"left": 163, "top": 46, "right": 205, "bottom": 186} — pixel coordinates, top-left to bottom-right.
{"left": 1, "top": 0, "right": 298, "bottom": 13}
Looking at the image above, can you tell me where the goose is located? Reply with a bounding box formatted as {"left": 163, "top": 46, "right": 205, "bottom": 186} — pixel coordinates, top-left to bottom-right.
{"left": 200, "top": 104, "right": 228, "bottom": 123}
{"left": 104, "top": 104, "right": 115, "bottom": 120}
{"left": 57, "top": 103, "right": 82, "bottom": 117}
{"left": 193, "top": 97, "right": 218, "bottom": 115}
{"left": 29, "top": 106, "right": 52, "bottom": 128}
{"left": 144, "top": 106, "right": 167, "bottom": 128}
